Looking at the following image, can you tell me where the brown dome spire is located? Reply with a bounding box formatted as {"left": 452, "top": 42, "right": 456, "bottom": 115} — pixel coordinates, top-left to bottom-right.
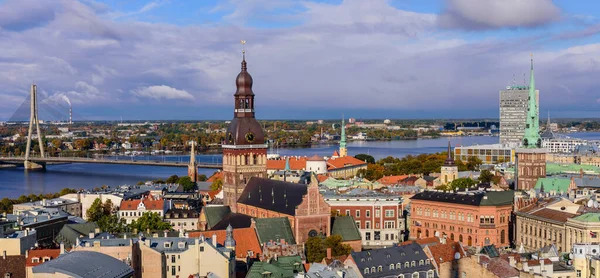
{"left": 235, "top": 46, "right": 254, "bottom": 96}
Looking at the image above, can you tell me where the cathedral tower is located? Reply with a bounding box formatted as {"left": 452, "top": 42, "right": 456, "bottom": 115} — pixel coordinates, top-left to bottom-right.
{"left": 339, "top": 117, "right": 347, "bottom": 157}
{"left": 222, "top": 42, "right": 268, "bottom": 212}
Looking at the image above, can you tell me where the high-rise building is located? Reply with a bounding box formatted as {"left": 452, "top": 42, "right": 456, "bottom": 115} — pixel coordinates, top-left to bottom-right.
{"left": 222, "top": 48, "right": 268, "bottom": 212}
{"left": 499, "top": 86, "right": 539, "bottom": 146}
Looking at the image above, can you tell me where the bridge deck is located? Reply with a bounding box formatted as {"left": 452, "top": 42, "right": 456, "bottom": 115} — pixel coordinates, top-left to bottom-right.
{"left": 0, "top": 157, "right": 222, "bottom": 169}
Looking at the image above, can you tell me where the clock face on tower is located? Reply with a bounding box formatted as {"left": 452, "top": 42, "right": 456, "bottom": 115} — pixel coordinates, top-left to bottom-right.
{"left": 245, "top": 132, "right": 255, "bottom": 143}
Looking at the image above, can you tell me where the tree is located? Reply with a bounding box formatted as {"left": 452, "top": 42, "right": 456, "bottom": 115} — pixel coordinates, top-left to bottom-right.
{"left": 466, "top": 156, "right": 483, "bottom": 171}
{"left": 210, "top": 178, "right": 223, "bottom": 191}
{"left": 177, "top": 176, "right": 196, "bottom": 192}
{"left": 97, "top": 214, "right": 127, "bottom": 233}
{"left": 86, "top": 198, "right": 105, "bottom": 222}
{"left": 197, "top": 174, "right": 208, "bottom": 182}
{"left": 354, "top": 154, "right": 375, "bottom": 164}
{"left": 324, "top": 234, "right": 352, "bottom": 257}
{"left": 58, "top": 188, "right": 76, "bottom": 196}
{"left": 356, "top": 163, "right": 385, "bottom": 181}
{"left": 0, "top": 198, "right": 13, "bottom": 213}
{"left": 129, "top": 212, "right": 172, "bottom": 231}
{"left": 166, "top": 175, "right": 179, "bottom": 184}
{"left": 448, "top": 178, "right": 477, "bottom": 191}
{"left": 306, "top": 236, "right": 326, "bottom": 263}
{"left": 478, "top": 170, "right": 494, "bottom": 183}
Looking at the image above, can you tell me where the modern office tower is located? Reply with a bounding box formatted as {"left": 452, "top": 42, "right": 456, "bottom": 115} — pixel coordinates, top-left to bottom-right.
{"left": 499, "top": 86, "right": 539, "bottom": 146}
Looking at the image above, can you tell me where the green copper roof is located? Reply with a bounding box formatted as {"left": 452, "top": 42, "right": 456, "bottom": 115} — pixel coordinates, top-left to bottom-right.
{"left": 546, "top": 163, "right": 600, "bottom": 175}
{"left": 320, "top": 177, "right": 377, "bottom": 189}
{"left": 522, "top": 56, "right": 542, "bottom": 148}
{"left": 480, "top": 191, "right": 514, "bottom": 206}
{"left": 534, "top": 177, "right": 571, "bottom": 193}
{"left": 247, "top": 256, "right": 304, "bottom": 278}
{"left": 203, "top": 206, "right": 231, "bottom": 229}
{"left": 573, "top": 213, "right": 600, "bottom": 223}
{"left": 254, "top": 217, "right": 296, "bottom": 245}
{"left": 331, "top": 216, "right": 361, "bottom": 241}
{"left": 340, "top": 117, "right": 346, "bottom": 148}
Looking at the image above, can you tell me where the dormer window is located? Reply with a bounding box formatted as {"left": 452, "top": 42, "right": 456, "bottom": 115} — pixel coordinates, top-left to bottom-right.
{"left": 178, "top": 242, "right": 185, "bottom": 249}
{"left": 419, "top": 260, "right": 424, "bottom": 266}
{"left": 425, "top": 259, "right": 430, "bottom": 265}
{"left": 411, "top": 261, "right": 415, "bottom": 267}
{"left": 371, "top": 267, "right": 375, "bottom": 273}
{"left": 396, "top": 263, "right": 401, "bottom": 269}
{"left": 378, "top": 266, "right": 382, "bottom": 272}
{"left": 164, "top": 242, "right": 171, "bottom": 248}
{"left": 32, "top": 258, "right": 39, "bottom": 263}
{"left": 43, "top": 257, "right": 50, "bottom": 262}
{"left": 405, "top": 262, "right": 409, "bottom": 268}
{"left": 364, "top": 268, "right": 369, "bottom": 274}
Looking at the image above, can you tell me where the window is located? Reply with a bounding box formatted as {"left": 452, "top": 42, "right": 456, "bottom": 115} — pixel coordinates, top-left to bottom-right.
{"left": 385, "top": 210, "right": 394, "bottom": 217}
{"left": 419, "top": 260, "right": 424, "bottom": 266}
{"left": 200, "top": 246, "right": 204, "bottom": 252}
{"left": 411, "top": 261, "right": 415, "bottom": 267}
{"left": 356, "top": 221, "right": 361, "bottom": 228}
{"left": 364, "top": 268, "right": 369, "bottom": 274}
{"left": 396, "top": 263, "right": 401, "bottom": 269}
{"left": 577, "top": 270, "right": 582, "bottom": 277}
{"left": 425, "top": 259, "right": 430, "bottom": 265}
{"left": 376, "top": 210, "right": 380, "bottom": 217}
{"left": 375, "top": 232, "right": 381, "bottom": 240}
{"left": 32, "top": 258, "right": 39, "bottom": 263}
{"left": 412, "top": 273, "right": 419, "bottom": 278}
{"left": 390, "top": 264, "right": 395, "bottom": 270}
{"left": 427, "top": 270, "right": 434, "bottom": 278}
{"left": 366, "top": 221, "right": 371, "bottom": 229}
{"left": 43, "top": 257, "right": 50, "bottom": 262}
{"left": 405, "top": 262, "right": 410, "bottom": 268}
{"left": 171, "top": 266, "right": 176, "bottom": 276}
{"left": 356, "top": 210, "right": 360, "bottom": 217}
{"left": 366, "top": 232, "right": 371, "bottom": 240}
{"left": 398, "top": 275, "right": 404, "bottom": 278}
{"left": 371, "top": 267, "right": 376, "bottom": 273}
{"left": 171, "top": 256, "right": 175, "bottom": 263}
{"left": 366, "top": 210, "right": 371, "bottom": 217}
{"left": 346, "top": 210, "right": 350, "bottom": 216}
{"left": 378, "top": 266, "right": 382, "bottom": 272}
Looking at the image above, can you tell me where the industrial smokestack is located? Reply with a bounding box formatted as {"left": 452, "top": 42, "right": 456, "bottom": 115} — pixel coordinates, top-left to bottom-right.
{"left": 69, "top": 105, "right": 72, "bottom": 125}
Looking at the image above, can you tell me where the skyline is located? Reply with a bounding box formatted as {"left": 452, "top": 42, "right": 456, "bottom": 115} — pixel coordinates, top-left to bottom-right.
{"left": 1, "top": 0, "right": 600, "bottom": 120}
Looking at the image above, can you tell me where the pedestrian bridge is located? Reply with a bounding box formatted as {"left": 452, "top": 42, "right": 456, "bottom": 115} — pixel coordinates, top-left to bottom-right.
{"left": 0, "top": 156, "right": 222, "bottom": 169}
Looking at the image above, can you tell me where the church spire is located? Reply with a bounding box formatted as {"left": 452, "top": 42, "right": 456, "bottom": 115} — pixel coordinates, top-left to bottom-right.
{"left": 522, "top": 54, "right": 541, "bottom": 148}
{"left": 444, "top": 140, "right": 455, "bottom": 166}
{"left": 339, "top": 116, "right": 347, "bottom": 157}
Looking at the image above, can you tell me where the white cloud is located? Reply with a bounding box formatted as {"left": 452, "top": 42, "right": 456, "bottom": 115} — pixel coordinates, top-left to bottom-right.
{"left": 438, "top": 0, "right": 561, "bottom": 29}
{"left": 132, "top": 85, "right": 194, "bottom": 100}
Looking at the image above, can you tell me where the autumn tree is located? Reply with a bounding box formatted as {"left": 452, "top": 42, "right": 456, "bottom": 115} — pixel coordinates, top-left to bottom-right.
{"left": 478, "top": 170, "right": 494, "bottom": 183}
{"left": 305, "top": 235, "right": 352, "bottom": 262}
{"left": 177, "top": 176, "right": 196, "bottom": 192}
{"left": 210, "top": 178, "right": 223, "bottom": 191}
{"left": 129, "top": 212, "right": 172, "bottom": 231}
{"left": 166, "top": 175, "right": 179, "bottom": 184}
{"left": 354, "top": 154, "right": 375, "bottom": 164}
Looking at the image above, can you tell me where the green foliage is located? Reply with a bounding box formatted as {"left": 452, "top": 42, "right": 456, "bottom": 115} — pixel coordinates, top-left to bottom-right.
{"left": 166, "top": 175, "right": 179, "bottom": 184}
{"left": 129, "top": 212, "right": 172, "bottom": 231}
{"left": 137, "top": 181, "right": 145, "bottom": 185}
{"left": 177, "top": 176, "right": 196, "bottom": 192}
{"left": 86, "top": 198, "right": 106, "bottom": 222}
{"left": 448, "top": 178, "right": 477, "bottom": 191}
{"left": 0, "top": 198, "right": 14, "bottom": 214}
{"left": 356, "top": 163, "right": 385, "bottom": 181}
{"left": 354, "top": 154, "right": 375, "bottom": 164}
{"left": 197, "top": 174, "right": 207, "bottom": 182}
{"left": 478, "top": 170, "right": 494, "bottom": 183}
{"left": 210, "top": 178, "right": 223, "bottom": 191}
{"left": 305, "top": 235, "right": 352, "bottom": 262}
{"left": 97, "top": 214, "right": 127, "bottom": 233}
{"left": 306, "top": 236, "right": 326, "bottom": 263}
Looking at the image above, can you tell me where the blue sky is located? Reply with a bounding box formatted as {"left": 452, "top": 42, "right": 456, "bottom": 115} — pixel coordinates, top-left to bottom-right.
{"left": 1, "top": 0, "right": 600, "bottom": 120}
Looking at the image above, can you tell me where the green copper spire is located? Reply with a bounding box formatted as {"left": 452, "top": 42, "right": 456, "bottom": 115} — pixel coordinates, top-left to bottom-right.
{"left": 340, "top": 117, "right": 346, "bottom": 148}
{"left": 522, "top": 55, "right": 541, "bottom": 148}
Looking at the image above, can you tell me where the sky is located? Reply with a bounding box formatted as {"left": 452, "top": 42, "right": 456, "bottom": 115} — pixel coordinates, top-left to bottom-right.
{"left": 1, "top": 0, "right": 600, "bottom": 120}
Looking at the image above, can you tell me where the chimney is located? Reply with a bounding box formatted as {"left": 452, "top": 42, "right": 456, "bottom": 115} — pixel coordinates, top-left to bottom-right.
{"left": 540, "top": 259, "right": 545, "bottom": 269}
{"left": 24, "top": 229, "right": 28, "bottom": 236}
{"left": 95, "top": 228, "right": 100, "bottom": 234}
{"left": 60, "top": 242, "right": 65, "bottom": 255}
{"left": 25, "top": 250, "right": 29, "bottom": 259}
{"left": 163, "top": 231, "right": 167, "bottom": 237}
{"left": 212, "top": 234, "right": 217, "bottom": 245}
{"left": 185, "top": 233, "right": 189, "bottom": 239}
{"left": 327, "top": 248, "right": 332, "bottom": 260}
{"left": 2, "top": 251, "right": 5, "bottom": 260}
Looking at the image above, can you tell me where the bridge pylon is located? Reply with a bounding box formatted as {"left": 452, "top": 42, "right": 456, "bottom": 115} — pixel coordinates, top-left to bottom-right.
{"left": 24, "top": 83, "right": 46, "bottom": 170}
{"left": 187, "top": 140, "right": 198, "bottom": 182}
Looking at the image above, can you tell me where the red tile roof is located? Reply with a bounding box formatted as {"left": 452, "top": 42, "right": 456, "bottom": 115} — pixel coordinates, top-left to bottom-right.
{"left": 529, "top": 208, "right": 577, "bottom": 223}
{"left": 332, "top": 151, "right": 340, "bottom": 157}
{"left": 479, "top": 256, "right": 520, "bottom": 278}
{"left": 119, "top": 198, "right": 164, "bottom": 211}
{"left": 267, "top": 157, "right": 308, "bottom": 171}
{"left": 317, "top": 174, "right": 329, "bottom": 183}
{"left": 377, "top": 175, "right": 410, "bottom": 185}
{"left": 208, "top": 189, "right": 221, "bottom": 199}
{"left": 400, "top": 236, "right": 441, "bottom": 246}
{"left": 0, "top": 255, "right": 25, "bottom": 278}
{"left": 189, "top": 227, "right": 261, "bottom": 259}
{"left": 26, "top": 249, "right": 61, "bottom": 267}
{"left": 526, "top": 259, "right": 553, "bottom": 266}
{"left": 426, "top": 241, "right": 466, "bottom": 265}
{"left": 207, "top": 171, "right": 223, "bottom": 182}
{"left": 326, "top": 156, "right": 367, "bottom": 170}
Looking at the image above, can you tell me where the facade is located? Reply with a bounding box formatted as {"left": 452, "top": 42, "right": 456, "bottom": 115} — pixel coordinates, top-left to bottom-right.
{"left": 325, "top": 194, "right": 404, "bottom": 247}
{"left": 326, "top": 156, "right": 367, "bottom": 179}
{"left": 0, "top": 230, "right": 37, "bottom": 256}
{"left": 454, "top": 144, "right": 515, "bottom": 164}
{"left": 572, "top": 243, "right": 600, "bottom": 278}
{"left": 73, "top": 238, "right": 141, "bottom": 277}
{"left": 164, "top": 209, "right": 200, "bottom": 232}
{"left": 542, "top": 137, "right": 586, "bottom": 153}
{"left": 236, "top": 176, "right": 331, "bottom": 244}
{"left": 515, "top": 149, "right": 547, "bottom": 190}
{"left": 499, "top": 86, "right": 539, "bottom": 146}
{"left": 119, "top": 196, "right": 165, "bottom": 224}
{"left": 514, "top": 198, "right": 581, "bottom": 252}
{"left": 140, "top": 234, "right": 235, "bottom": 278}
{"left": 222, "top": 52, "right": 268, "bottom": 212}
{"left": 7, "top": 208, "right": 69, "bottom": 247}
{"left": 13, "top": 197, "right": 81, "bottom": 217}
{"left": 26, "top": 248, "right": 62, "bottom": 278}
{"left": 76, "top": 193, "right": 124, "bottom": 220}
{"left": 410, "top": 190, "right": 513, "bottom": 248}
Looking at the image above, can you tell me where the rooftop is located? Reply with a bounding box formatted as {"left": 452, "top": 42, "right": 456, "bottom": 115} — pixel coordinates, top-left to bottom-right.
{"left": 32, "top": 251, "right": 134, "bottom": 278}
{"left": 572, "top": 213, "right": 600, "bottom": 223}
{"left": 411, "top": 190, "right": 513, "bottom": 206}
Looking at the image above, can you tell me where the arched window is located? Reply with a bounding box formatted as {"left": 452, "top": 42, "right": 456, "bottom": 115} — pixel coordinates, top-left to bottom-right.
{"left": 501, "top": 230, "right": 506, "bottom": 244}
{"left": 427, "top": 270, "right": 435, "bottom": 278}
{"left": 364, "top": 268, "right": 369, "bottom": 274}
{"left": 378, "top": 266, "right": 382, "bottom": 272}
{"left": 425, "top": 259, "right": 430, "bottom": 265}
{"left": 405, "top": 262, "right": 410, "bottom": 268}
{"left": 396, "top": 263, "right": 401, "bottom": 269}
{"left": 419, "top": 260, "right": 424, "bottom": 266}
{"left": 411, "top": 261, "right": 416, "bottom": 267}
{"left": 390, "top": 264, "right": 395, "bottom": 270}
{"left": 412, "top": 273, "right": 419, "bottom": 278}
{"left": 371, "top": 267, "right": 376, "bottom": 273}
{"left": 398, "top": 275, "right": 404, "bottom": 278}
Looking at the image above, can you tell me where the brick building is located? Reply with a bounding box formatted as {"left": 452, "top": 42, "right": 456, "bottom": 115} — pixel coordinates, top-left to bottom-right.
{"left": 410, "top": 190, "right": 514, "bottom": 248}
{"left": 236, "top": 176, "right": 331, "bottom": 244}
{"left": 325, "top": 194, "right": 404, "bottom": 248}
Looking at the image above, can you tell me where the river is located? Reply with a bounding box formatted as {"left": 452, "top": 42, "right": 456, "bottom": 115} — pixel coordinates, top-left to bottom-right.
{"left": 1, "top": 133, "right": 597, "bottom": 198}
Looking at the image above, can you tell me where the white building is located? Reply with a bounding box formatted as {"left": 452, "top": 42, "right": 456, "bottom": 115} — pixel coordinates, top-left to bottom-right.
{"left": 119, "top": 195, "right": 165, "bottom": 224}
{"left": 499, "top": 86, "right": 539, "bottom": 146}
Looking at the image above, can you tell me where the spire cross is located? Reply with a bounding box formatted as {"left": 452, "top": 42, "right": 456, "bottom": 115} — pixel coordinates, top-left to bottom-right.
{"left": 241, "top": 40, "right": 246, "bottom": 60}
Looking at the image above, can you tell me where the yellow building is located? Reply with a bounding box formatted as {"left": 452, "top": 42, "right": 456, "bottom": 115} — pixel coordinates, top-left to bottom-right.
{"left": 455, "top": 144, "right": 515, "bottom": 164}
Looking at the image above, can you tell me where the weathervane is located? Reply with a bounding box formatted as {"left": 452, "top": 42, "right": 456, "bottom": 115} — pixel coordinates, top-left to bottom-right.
{"left": 241, "top": 39, "right": 246, "bottom": 59}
